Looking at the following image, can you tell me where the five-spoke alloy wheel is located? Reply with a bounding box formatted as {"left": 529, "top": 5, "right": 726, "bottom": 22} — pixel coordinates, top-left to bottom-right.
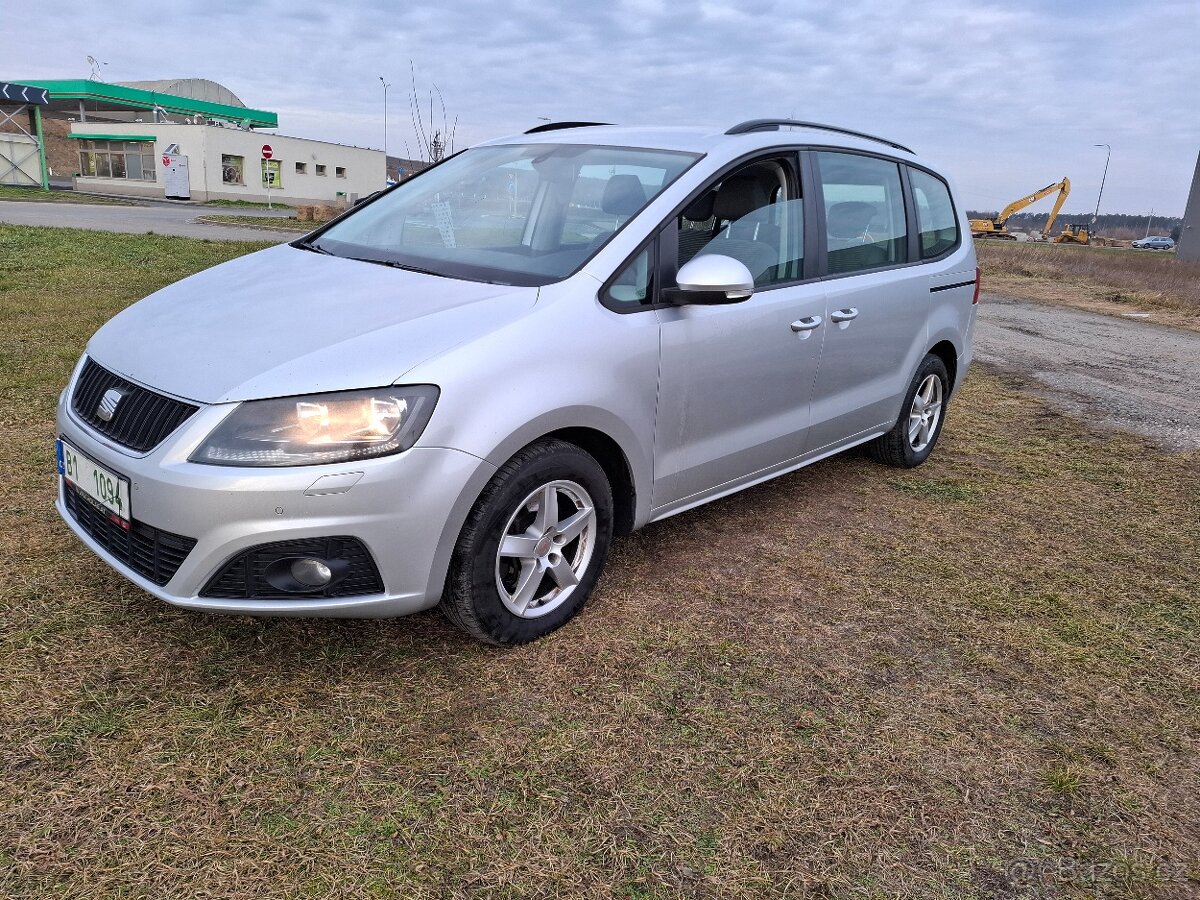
{"left": 442, "top": 440, "right": 613, "bottom": 645}
{"left": 495, "top": 480, "right": 597, "bottom": 619}
{"left": 907, "top": 373, "right": 944, "bottom": 454}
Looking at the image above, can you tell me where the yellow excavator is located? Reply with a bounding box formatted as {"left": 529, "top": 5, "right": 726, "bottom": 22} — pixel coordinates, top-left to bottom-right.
{"left": 970, "top": 177, "right": 1071, "bottom": 241}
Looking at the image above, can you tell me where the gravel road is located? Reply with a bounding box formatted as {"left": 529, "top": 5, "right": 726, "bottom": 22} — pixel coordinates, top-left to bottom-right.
{"left": 975, "top": 292, "right": 1200, "bottom": 451}
{"left": 0, "top": 199, "right": 293, "bottom": 242}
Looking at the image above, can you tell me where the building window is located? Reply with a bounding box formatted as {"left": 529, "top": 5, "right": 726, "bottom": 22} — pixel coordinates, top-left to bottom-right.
{"left": 335, "top": 166, "right": 346, "bottom": 178}
{"left": 77, "top": 140, "right": 157, "bottom": 182}
{"left": 261, "top": 159, "right": 283, "bottom": 189}
{"left": 315, "top": 164, "right": 327, "bottom": 176}
{"left": 295, "top": 161, "right": 307, "bottom": 174}
{"left": 222, "top": 155, "right": 244, "bottom": 185}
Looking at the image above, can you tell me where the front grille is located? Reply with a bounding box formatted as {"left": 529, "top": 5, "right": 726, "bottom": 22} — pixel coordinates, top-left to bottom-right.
{"left": 71, "top": 357, "right": 199, "bottom": 452}
{"left": 201, "top": 537, "right": 385, "bottom": 599}
{"left": 63, "top": 482, "right": 197, "bottom": 586}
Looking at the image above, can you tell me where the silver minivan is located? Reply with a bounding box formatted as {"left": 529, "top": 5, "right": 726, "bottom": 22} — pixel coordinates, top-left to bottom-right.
{"left": 56, "top": 119, "right": 979, "bottom": 644}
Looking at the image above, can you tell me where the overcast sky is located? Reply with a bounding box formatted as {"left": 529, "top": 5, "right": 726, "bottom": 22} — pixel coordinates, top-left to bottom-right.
{"left": 5, "top": 0, "right": 1198, "bottom": 215}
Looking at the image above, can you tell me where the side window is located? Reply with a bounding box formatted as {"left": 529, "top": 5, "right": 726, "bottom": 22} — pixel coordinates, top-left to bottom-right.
{"left": 602, "top": 245, "right": 653, "bottom": 308}
{"left": 815, "top": 152, "right": 907, "bottom": 274}
{"left": 676, "top": 158, "right": 803, "bottom": 288}
{"left": 910, "top": 168, "right": 958, "bottom": 258}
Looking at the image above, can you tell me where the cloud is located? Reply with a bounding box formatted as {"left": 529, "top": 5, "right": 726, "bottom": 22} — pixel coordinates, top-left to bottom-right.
{"left": 2, "top": 0, "right": 1197, "bottom": 213}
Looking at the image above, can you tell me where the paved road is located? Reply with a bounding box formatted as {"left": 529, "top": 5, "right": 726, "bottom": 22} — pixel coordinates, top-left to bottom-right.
{"left": 975, "top": 293, "right": 1200, "bottom": 451}
{"left": 0, "top": 200, "right": 294, "bottom": 242}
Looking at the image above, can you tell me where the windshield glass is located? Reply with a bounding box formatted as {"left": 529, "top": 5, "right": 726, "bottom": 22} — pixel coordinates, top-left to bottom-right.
{"left": 311, "top": 143, "right": 700, "bottom": 286}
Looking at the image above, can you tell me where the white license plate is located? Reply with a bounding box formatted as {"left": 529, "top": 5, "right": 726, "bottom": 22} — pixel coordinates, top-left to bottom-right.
{"left": 57, "top": 439, "right": 132, "bottom": 527}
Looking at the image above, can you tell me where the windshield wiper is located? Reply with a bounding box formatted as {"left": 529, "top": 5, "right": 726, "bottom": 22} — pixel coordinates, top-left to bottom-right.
{"left": 353, "top": 258, "right": 448, "bottom": 278}
{"left": 294, "top": 240, "right": 333, "bottom": 255}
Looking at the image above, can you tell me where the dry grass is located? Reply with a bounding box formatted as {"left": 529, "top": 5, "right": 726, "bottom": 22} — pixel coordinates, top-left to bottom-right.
{"left": 0, "top": 186, "right": 134, "bottom": 206}
{"left": 977, "top": 241, "right": 1200, "bottom": 324}
{"left": 196, "top": 214, "right": 310, "bottom": 233}
{"left": 2, "top": 225, "right": 1198, "bottom": 898}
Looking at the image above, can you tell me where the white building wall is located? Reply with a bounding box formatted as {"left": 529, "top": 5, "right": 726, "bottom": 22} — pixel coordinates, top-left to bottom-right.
{"left": 68, "top": 121, "right": 385, "bottom": 205}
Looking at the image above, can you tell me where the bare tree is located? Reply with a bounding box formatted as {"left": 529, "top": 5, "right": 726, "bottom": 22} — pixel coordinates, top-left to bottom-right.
{"left": 407, "top": 61, "right": 458, "bottom": 164}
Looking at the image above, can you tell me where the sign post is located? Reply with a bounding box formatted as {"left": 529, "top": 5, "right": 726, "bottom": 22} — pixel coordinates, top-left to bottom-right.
{"left": 261, "top": 144, "right": 274, "bottom": 209}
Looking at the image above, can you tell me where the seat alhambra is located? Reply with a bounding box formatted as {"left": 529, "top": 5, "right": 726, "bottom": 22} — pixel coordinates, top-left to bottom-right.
{"left": 56, "top": 119, "right": 980, "bottom": 644}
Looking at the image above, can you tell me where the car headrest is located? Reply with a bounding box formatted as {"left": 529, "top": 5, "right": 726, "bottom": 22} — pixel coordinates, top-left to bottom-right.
{"left": 826, "top": 201, "right": 876, "bottom": 239}
{"left": 602, "top": 174, "right": 647, "bottom": 216}
{"left": 712, "top": 174, "right": 769, "bottom": 222}
{"left": 682, "top": 190, "right": 716, "bottom": 222}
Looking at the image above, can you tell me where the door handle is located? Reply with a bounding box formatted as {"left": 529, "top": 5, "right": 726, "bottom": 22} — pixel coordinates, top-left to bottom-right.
{"left": 830, "top": 308, "right": 859, "bottom": 323}
{"left": 790, "top": 315, "right": 822, "bottom": 332}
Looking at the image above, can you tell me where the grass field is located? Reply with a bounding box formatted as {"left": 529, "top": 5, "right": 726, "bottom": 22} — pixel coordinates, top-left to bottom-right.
{"left": 1, "top": 224, "right": 1198, "bottom": 898}
{"left": 977, "top": 241, "right": 1200, "bottom": 324}
{"left": 196, "top": 214, "right": 309, "bottom": 232}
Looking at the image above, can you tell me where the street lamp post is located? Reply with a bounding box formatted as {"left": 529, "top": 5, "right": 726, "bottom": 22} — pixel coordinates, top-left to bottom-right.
{"left": 379, "top": 76, "right": 391, "bottom": 178}
{"left": 1092, "top": 143, "right": 1111, "bottom": 226}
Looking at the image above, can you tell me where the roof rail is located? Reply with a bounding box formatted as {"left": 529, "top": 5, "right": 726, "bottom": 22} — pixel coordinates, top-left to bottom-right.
{"left": 725, "top": 119, "right": 914, "bottom": 154}
{"left": 524, "top": 121, "right": 612, "bottom": 135}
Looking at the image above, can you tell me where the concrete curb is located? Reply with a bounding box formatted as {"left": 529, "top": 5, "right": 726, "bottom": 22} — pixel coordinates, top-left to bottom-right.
{"left": 193, "top": 215, "right": 311, "bottom": 235}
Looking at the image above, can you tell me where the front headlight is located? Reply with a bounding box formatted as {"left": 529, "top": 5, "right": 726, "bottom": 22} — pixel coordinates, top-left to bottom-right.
{"left": 190, "top": 385, "right": 439, "bottom": 467}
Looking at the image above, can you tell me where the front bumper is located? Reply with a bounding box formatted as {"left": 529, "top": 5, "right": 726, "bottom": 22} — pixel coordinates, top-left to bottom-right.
{"left": 55, "top": 389, "right": 495, "bottom": 618}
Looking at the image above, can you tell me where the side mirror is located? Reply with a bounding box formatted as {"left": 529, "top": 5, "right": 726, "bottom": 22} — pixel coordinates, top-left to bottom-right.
{"left": 663, "top": 254, "right": 755, "bottom": 305}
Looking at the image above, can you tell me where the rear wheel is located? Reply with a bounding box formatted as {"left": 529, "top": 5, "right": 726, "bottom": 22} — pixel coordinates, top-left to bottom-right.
{"left": 442, "top": 440, "right": 613, "bottom": 645}
{"left": 867, "top": 354, "right": 950, "bottom": 468}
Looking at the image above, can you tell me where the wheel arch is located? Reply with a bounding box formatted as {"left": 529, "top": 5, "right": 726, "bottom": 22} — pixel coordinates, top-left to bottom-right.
{"left": 928, "top": 339, "right": 959, "bottom": 392}
{"left": 543, "top": 426, "right": 637, "bottom": 536}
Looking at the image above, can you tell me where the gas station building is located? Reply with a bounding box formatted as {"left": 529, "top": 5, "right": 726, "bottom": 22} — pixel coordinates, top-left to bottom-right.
{"left": 0, "top": 78, "right": 385, "bottom": 205}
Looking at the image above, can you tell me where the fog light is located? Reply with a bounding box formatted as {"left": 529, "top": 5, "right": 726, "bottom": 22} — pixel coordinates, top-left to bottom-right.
{"left": 290, "top": 558, "right": 333, "bottom": 587}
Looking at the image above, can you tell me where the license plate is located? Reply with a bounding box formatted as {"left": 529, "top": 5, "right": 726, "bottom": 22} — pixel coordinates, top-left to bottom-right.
{"left": 57, "top": 439, "right": 132, "bottom": 527}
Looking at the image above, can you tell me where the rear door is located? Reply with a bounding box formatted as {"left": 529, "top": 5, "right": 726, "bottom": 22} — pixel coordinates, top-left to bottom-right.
{"left": 802, "top": 150, "right": 929, "bottom": 453}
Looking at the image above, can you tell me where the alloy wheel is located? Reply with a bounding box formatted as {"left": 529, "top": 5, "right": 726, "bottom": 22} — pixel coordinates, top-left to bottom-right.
{"left": 907, "top": 373, "right": 943, "bottom": 452}
{"left": 494, "top": 480, "right": 597, "bottom": 618}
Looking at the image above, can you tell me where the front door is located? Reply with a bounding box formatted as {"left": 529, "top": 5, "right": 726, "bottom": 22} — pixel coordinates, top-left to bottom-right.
{"left": 651, "top": 154, "right": 826, "bottom": 512}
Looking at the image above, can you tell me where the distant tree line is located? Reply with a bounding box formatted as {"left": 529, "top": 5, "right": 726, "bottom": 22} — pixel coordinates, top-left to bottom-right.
{"left": 966, "top": 211, "right": 1182, "bottom": 241}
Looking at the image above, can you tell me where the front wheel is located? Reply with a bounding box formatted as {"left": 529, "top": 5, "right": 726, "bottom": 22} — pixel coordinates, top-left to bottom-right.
{"left": 867, "top": 354, "right": 950, "bottom": 468}
{"left": 441, "top": 439, "right": 613, "bottom": 645}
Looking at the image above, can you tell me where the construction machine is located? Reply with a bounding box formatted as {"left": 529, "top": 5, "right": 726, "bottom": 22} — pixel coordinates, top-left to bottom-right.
{"left": 970, "top": 177, "right": 1071, "bottom": 241}
{"left": 1055, "top": 223, "right": 1090, "bottom": 245}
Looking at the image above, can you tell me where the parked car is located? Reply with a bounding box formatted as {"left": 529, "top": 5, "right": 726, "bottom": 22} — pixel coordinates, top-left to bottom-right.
{"left": 1132, "top": 236, "right": 1175, "bottom": 250}
{"left": 56, "top": 119, "right": 979, "bottom": 644}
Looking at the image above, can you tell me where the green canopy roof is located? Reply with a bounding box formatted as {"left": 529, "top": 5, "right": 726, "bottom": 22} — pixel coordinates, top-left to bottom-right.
{"left": 19, "top": 79, "right": 277, "bottom": 128}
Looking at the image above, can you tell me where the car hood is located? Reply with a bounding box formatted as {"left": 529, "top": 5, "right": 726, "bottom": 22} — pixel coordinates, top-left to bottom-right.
{"left": 86, "top": 244, "right": 538, "bottom": 404}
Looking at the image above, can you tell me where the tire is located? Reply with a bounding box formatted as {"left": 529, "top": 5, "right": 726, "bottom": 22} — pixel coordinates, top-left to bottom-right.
{"left": 867, "top": 354, "right": 950, "bottom": 468}
{"left": 441, "top": 439, "right": 613, "bottom": 645}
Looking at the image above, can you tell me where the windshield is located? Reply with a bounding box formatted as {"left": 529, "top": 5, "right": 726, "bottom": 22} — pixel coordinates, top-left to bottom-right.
{"left": 310, "top": 143, "right": 700, "bottom": 286}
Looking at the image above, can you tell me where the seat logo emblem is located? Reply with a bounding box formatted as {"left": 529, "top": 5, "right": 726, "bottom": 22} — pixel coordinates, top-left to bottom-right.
{"left": 97, "top": 388, "right": 125, "bottom": 422}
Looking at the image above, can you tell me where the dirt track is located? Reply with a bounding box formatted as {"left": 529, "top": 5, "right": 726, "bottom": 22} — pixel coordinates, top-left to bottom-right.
{"left": 974, "top": 292, "right": 1200, "bottom": 452}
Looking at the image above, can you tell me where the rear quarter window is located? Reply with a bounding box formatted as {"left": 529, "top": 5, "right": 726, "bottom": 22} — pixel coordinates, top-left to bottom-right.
{"left": 909, "top": 168, "right": 959, "bottom": 259}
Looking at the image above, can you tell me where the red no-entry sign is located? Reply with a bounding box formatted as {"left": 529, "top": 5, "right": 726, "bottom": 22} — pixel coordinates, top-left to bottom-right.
{"left": 261, "top": 144, "right": 273, "bottom": 160}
